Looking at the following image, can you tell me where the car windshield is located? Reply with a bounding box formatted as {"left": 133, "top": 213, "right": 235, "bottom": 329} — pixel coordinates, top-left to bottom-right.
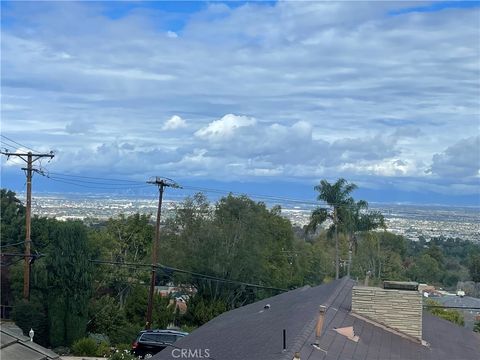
{"left": 141, "top": 333, "right": 176, "bottom": 344}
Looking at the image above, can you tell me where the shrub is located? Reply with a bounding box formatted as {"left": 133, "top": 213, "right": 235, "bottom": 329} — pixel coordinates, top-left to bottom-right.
{"left": 109, "top": 349, "right": 138, "bottom": 360}
{"left": 425, "top": 299, "right": 465, "bottom": 326}
{"left": 71, "top": 337, "right": 97, "bottom": 356}
{"left": 12, "top": 299, "right": 49, "bottom": 346}
{"left": 96, "top": 341, "right": 112, "bottom": 357}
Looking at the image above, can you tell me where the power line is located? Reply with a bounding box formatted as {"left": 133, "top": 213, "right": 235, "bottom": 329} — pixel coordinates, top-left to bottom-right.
{"left": 1, "top": 240, "right": 32, "bottom": 248}
{"left": 424, "top": 305, "right": 480, "bottom": 310}
{"left": 90, "top": 259, "right": 288, "bottom": 293}
{"left": 23, "top": 169, "right": 381, "bottom": 209}
{"left": 45, "top": 171, "right": 145, "bottom": 184}
{"left": 34, "top": 170, "right": 150, "bottom": 190}
{"left": 0, "top": 135, "right": 40, "bottom": 153}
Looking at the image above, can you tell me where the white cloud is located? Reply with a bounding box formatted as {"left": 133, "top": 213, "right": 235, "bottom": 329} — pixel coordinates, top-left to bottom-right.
{"left": 162, "top": 115, "right": 187, "bottom": 131}
{"left": 195, "top": 114, "right": 256, "bottom": 141}
{"left": 166, "top": 31, "right": 178, "bottom": 38}
{"left": 1, "top": 1, "right": 479, "bottom": 201}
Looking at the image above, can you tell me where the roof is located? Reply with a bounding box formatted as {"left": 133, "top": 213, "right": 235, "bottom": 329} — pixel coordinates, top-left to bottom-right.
{"left": 0, "top": 323, "right": 59, "bottom": 360}
{"left": 153, "top": 278, "right": 480, "bottom": 360}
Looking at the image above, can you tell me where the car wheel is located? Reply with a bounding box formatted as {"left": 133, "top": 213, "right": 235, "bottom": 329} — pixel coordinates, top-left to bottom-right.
{"left": 144, "top": 353, "right": 153, "bottom": 359}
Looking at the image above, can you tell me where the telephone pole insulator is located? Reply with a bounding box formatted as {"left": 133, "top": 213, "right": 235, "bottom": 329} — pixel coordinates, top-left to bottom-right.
{"left": 145, "top": 176, "right": 181, "bottom": 329}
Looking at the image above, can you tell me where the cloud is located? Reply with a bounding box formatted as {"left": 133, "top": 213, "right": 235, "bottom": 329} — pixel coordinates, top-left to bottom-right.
{"left": 65, "top": 119, "right": 94, "bottom": 134}
{"left": 166, "top": 31, "right": 178, "bottom": 38}
{"left": 429, "top": 136, "right": 480, "bottom": 178}
{"left": 195, "top": 114, "right": 256, "bottom": 141}
{"left": 162, "top": 115, "right": 187, "bottom": 130}
{"left": 1, "top": 1, "right": 479, "bottom": 202}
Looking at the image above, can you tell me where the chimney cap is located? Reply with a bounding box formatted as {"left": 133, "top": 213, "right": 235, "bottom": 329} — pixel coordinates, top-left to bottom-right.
{"left": 383, "top": 281, "right": 418, "bottom": 291}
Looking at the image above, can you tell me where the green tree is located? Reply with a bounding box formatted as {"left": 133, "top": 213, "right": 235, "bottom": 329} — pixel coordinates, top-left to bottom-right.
{"left": 124, "top": 285, "right": 174, "bottom": 329}
{"left": 342, "top": 199, "right": 385, "bottom": 277}
{"left": 0, "top": 189, "right": 25, "bottom": 245}
{"left": 306, "top": 179, "right": 358, "bottom": 279}
{"left": 468, "top": 253, "right": 480, "bottom": 282}
{"left": 12, "top": 300, "right": 48, "bottom": 346}
{"left": 408, "top": 254, "right": 441, "bottom": 284}
{"left": 89, "top": 213, "right": 153, "bottom": 305}
{"left": 1, "top": 189, "right": 26, "bottom": 306}
{"left": 46, "top": 221, "right": 93, "bottom": 346}
{"left": 162, "top": 194, "right": 300, "bottom": 307}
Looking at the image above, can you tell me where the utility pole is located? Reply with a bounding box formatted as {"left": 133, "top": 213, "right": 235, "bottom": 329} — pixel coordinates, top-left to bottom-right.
{"left": 0, "top": 150, "right": 54, "bottom": 300}
{"left": 145, "top": 176, "right": 180, "bottom": 329}
{"left": 334, "top": 207, "right": 339, "bottom": 280}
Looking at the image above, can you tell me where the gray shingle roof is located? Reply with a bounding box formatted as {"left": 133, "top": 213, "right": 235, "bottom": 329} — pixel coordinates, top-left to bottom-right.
{"left": 153, "top": 278, "right": 480, "bottom": 360}
{"left": 0, "top": 323, "right": 59, "bottom": 360}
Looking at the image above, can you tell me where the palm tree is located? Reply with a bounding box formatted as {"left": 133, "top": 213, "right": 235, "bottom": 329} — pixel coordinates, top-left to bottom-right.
{"left": 342, "top": 200, "right": 385, "bottom": 277}
{"left": 306, "top": 178, "right": 357, "bottom": 279}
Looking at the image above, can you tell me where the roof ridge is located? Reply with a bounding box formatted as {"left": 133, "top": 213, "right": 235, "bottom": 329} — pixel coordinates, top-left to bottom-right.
{"left": 280, "top": 277, "right": 353, "bottom": 360}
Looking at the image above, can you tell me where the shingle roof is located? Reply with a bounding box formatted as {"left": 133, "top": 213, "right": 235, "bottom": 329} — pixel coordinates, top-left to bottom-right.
{"left": 0, "top": 323, "right": 59, "bottom": 360}
{"left": 153, "top": 278, "right": 480, "bottom": 360}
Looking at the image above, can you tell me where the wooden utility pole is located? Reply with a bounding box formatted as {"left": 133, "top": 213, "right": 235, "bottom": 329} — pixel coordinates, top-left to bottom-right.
{"left": 0, "top": 150, "right": 54, "bottom": 300}
{"left": 145, "top": 177, "right": 180, "bottom": 329}
{"left": 334, "top": 207, "right": 339, "bottom": 280}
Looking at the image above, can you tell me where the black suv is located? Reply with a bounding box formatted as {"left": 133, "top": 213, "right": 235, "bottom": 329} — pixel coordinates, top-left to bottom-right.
{"left": 132, "top": 329, "right": 188, "bottom": 358}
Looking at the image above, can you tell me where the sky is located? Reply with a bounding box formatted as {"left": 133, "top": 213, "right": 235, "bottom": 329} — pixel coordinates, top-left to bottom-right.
{"left": 1, "top": 0, "right": 479, "bottom": 206}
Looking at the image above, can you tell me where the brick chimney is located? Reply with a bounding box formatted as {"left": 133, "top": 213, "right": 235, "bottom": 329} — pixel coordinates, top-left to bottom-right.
{"left": 351, "top": 281, "right": 422, "bottom": 341}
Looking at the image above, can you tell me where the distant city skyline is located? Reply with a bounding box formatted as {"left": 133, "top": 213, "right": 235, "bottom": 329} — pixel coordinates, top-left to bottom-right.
{"left": 1, "top": 1, "right": 479, "bottom": 206}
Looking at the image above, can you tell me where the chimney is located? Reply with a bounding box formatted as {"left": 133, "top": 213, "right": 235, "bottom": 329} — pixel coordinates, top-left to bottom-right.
{"left": 351, "top": 281, "right": 422, "bottom": 341}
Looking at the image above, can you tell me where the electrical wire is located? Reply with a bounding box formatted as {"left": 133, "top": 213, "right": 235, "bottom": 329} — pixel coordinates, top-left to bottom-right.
{"left": 0, "top": 135, "right": 40, "bottom": 153}
{"left": 0, "top": 239, "right": 30, "bottom": 248}
{"left": 34, "top": 171, "right": 151, "bottom": 190}
{"left": 45, "top": 171, "right": 145, "bottom": 184}
{"left": 90, "top": 259, "right": 288, "bottom": 292}
{"left": 25, "top": 170, "right": 365, "bottom": 208}
{"left": 423, "top": 305, "right": 480, "bottom": 310}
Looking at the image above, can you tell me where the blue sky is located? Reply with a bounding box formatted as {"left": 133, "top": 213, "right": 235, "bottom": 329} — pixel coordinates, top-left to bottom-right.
{"left": 1, "top": 1, "right": 479, "bottom": 206}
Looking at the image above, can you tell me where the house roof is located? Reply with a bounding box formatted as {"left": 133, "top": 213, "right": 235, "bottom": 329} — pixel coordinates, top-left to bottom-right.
{"left": 153, "top": 278, "right": 480, "bottom": 360}
{"left": 0, "top": 322, "right": 59, "bottom": 360}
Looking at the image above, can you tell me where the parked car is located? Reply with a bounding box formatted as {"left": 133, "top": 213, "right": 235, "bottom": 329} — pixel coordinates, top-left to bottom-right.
{"left": 131, "top": 329, "right": 188, "bottom": 359}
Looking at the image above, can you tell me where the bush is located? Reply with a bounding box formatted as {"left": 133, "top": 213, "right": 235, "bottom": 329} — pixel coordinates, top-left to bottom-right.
{"left": 12, "top": 299, "right": 49, "bottom": 346}
{"left": 51, "top": 346, "right": 70, "bottom": 356}
{"left": 71, "top": 337, "right": 98, "bottom": 356}
{"left": 109, "top": 349, "right": 138, "bottom": 360}
{"left": 425, "top": 299, "right": 465, "bottom": 326}
{"left": 96, "top": 341, "right": 112, "bottom": 357}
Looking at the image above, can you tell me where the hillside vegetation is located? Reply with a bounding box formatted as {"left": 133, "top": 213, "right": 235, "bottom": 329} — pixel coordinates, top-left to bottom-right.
{"left": 1, "top": 185, "right": 479, "bottom": 349}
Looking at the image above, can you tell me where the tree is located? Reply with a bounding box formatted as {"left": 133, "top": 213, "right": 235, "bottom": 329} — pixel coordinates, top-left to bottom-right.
{"left": 407, "top": 254, "right": 441, "bottom": 284}
{"left": 1, "top": 190, "right": 26, "bottom": 307}
{"left": 46, "top": 221, "right": 93, "bottom": 346}
{"left": 124, "top": 285, "right": 174, "bottom": 329}
{"left": 89, "top": 213, "right": 153, "bottom": 306}
{"left": 0, "top": 189, "right": 25, "bottom": 245}
{"left": 306, "top": 179, "right": 358, "bottom": 279}
{"left": 342, "top": 199, "right": 385, "bottom": 277}
{"left": 468, "top": 253, "right": 480, "bottom": 283}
